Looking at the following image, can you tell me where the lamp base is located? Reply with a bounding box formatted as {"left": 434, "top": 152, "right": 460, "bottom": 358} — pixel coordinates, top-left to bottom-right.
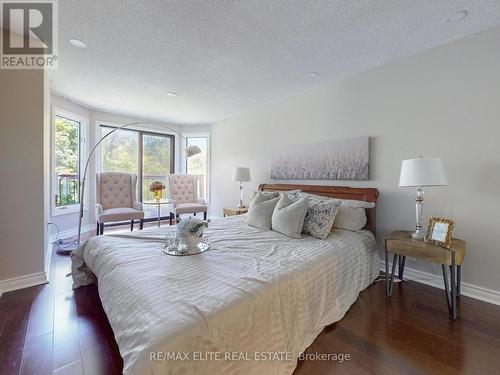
{"left": 56, "top": 241, "right": 81, "bottom": 255}
{"left": 410, "top": 229, "right": 426, "bottom": 241}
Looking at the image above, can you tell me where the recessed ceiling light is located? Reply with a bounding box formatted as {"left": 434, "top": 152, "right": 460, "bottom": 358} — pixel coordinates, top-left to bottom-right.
{"left": 309, "top": 71, "right": 319, "bottom": 78}
{"left": 166, "top": 92, "right": 178, "bottom": 97}
{"left": 69, "top": 38, "right": 88, "bottom": 48}
{"left": 445, "top": 10, "right": 468, "bottom": 23}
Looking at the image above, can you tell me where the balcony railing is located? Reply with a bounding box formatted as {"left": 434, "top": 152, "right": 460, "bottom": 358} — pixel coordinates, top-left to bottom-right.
{"left": 56, "top": 173, "right": 206, "bottom": 207}
{"left": 56, "top": 173, "right": 80, "bottom": 207}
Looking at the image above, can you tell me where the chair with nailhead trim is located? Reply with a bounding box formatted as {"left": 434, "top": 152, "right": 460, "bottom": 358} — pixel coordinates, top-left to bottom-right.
{"left": 95, "top": 172, "right": 144, "bottom": 235}
{"left": 168, "top": 174, "right": 207, "bottom": 225}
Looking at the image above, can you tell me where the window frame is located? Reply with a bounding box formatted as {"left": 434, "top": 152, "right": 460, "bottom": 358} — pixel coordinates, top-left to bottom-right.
{"left": 97, "top": 122, "right": 176, "bottom": 202}
{"left": 50, "top": 107, "right": 89, "bottom": 216}
{"left": 183, "top": 132, "right": 210, "bottom": 203}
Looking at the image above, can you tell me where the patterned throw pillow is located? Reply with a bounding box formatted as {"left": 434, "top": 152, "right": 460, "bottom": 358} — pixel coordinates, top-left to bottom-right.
{"left": 291, "top": 195, "right": 339, "bottom": 239}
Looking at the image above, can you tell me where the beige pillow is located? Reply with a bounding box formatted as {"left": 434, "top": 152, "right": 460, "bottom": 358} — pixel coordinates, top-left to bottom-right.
{"left": 246, "top": 192, "right": 280, "bottom": 230}
{"left": 249, "top": 191, "right": 279, "bottom": 201}
{"left": 250, "top": 189, "right": 302, "bottom": 202}
{"left": 271, "top": 193, "right": 308, "bottom": 239}
{"left": 333, "top": 206, "right": 367, "bottom": 231}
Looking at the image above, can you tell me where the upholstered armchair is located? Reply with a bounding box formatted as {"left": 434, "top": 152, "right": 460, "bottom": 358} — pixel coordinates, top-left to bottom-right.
{"left": 95, "top": 172, "right": 144, "bottom": 235}
{"left": 168, "top": 174, "right": 207, "bottom": 224}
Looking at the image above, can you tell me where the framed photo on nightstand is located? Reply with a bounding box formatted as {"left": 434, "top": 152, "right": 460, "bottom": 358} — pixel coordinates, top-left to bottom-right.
{"left": 426, "top": 217, "right": 455, "bottom": 248}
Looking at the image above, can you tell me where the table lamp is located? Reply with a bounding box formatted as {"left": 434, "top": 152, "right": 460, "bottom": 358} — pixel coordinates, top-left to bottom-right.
{"left": 399, "top": 157, "right": 448, "bottom": 240}
{"left": 232, "top": 167, "right": 251, "bottom": 208}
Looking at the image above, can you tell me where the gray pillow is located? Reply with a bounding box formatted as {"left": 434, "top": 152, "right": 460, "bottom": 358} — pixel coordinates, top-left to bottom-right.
{"left": 333, "top": 206, "right": 367, "bottom": 231}
{"left": 271, "top": 193, "right": 308, "bottom": 239}
{"left": 249, "top": 189, "right": 302, "bottom": 202}
{"left": 246, "top": 192, "right": 280, "bottom": 230}
{"left": 250, "top": 190, "right": 279, "bottom": 202}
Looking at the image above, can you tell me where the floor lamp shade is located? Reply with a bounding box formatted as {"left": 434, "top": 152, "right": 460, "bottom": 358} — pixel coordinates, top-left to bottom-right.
{"left": 185, "top": 145, "right": 202, "bottom": 158}
{"left": 232, "top": 167, "right": 251, "bottom": 182}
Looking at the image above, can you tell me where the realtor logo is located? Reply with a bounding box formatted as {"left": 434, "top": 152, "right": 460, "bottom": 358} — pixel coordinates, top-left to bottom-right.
{"left": 1, "top": 0, "right": 58, "bottom": 69}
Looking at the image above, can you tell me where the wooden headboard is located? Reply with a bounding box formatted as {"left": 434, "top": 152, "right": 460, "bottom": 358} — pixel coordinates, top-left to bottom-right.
{"left": 258, "top": 183, "right": 379, "bottom": 235}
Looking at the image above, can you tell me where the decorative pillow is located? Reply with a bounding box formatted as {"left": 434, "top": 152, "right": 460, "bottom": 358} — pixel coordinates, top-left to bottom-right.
{"left": 250, "top": 190, "right": 279, "bottom": 202}
{"left": 246, "top": 192, "right": 280, "bottom": 230}
{"left": 296, "top": 192, "right": 372, "bottom": 232}
{"left": 298, "top": 193, "right": 375, "bottom": 208}
{"left": 301, "top": 197, "right": 339, "bottom": 239}
{"left": 250, "top": 189, "right": 302, "bottom": 202}
{"left": 333, "top": 206, "right": 367, "bottom": 231}
{"left": 271, "top": 193, "right": 308, "bottom": 239}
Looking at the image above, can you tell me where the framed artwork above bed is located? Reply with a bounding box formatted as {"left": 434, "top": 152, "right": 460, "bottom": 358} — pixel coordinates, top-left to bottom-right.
{"left": 270, "top": 136, "right": 370, "bottom": 180}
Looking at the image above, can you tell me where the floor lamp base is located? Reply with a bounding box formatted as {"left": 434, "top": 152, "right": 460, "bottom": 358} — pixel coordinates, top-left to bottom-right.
{"left": 56, "top": 241, "right": 81, "bottom": 255}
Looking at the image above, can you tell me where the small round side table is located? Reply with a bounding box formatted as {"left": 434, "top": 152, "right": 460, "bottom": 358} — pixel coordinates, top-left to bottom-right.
{"left": 142, "top": 199, "right": 174, "bottom": 227}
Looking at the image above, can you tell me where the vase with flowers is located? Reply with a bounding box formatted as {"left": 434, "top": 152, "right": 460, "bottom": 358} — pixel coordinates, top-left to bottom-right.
{"left": 149, "top": 181, "right": 166, "bottom": 201}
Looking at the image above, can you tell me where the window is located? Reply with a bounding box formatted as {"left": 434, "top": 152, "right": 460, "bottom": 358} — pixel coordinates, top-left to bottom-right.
{"left": 100, "top": 127, "right": 139, "bottom": 174}
{"left": 142, "top": 133, "right": 173, "bottom": 201}
{"left": 52, "top": 110, "right": 87, "bottom": 214}
{"left": 185, "top": 135, "right": 209, "bottom": 200}
{"left": 99, "top": 125, "right": 174, "bottom": 201}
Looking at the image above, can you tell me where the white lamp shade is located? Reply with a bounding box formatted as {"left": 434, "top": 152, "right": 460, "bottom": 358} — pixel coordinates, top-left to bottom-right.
{"left": 232, "top": 167, "right": 251, "bottom": 182}
{"left": 399, "top": 157, "right": 448, "bottom": 187}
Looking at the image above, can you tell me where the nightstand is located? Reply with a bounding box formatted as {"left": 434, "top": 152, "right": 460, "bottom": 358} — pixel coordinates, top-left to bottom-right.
{"left": 223, "top": 207, "right": 248, "bottom": 217}
{"left": 384, "top": 231, "right": 466, "bottom": 320}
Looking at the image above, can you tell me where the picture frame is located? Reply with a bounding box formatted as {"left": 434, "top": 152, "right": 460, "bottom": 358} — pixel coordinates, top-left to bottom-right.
{"left": 426, "top": 217, "right": 455, "bottom": 249}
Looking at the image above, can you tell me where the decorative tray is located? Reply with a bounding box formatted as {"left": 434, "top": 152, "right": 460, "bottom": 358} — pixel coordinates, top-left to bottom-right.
{"left": 163, "top": 240, "right": 210, "bottom": 256}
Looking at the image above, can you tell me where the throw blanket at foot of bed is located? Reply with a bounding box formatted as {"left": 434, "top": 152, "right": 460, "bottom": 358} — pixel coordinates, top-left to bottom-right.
{"left": 71, "top": 215, "right": 379, "bottom": 375}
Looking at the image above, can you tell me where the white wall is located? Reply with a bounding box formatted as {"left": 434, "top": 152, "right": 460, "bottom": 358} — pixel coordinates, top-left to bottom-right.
{"left": 211, "top": 27, "right": 500, "bottom": 294}
{"left": 0, "top": 63, "right": 47, "bottom": 286}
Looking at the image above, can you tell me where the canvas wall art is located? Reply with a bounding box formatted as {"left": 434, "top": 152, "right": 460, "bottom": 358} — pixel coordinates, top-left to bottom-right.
{"left": 270, "top": 137, "right": 369, "bottom": 180}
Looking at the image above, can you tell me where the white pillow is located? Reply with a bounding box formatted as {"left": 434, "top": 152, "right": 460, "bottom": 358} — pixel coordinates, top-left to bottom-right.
{"left": 249, "top": 190, "right": 279, "bottom": 201}
{"left": 271, "top": 193, "right": 308, "bottom": 239}
{"left": 298, "top": 193, "right": 375, "bottom": 209}
{"left": 332, "top": 197, "right": 371, "bottom": 231}
{"left": 333, "top": 206, "right": 367, "bottom": 231}
{"left": 246, "top": 192, "right": 280, "bottom": 230}
{"left": 250, "top": 189, "right": 302, "bottom": 202}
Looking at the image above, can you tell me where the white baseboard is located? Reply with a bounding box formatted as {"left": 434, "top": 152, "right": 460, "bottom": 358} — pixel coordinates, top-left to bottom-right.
{"left": 49, "top": 224, "right": 94, "bottom": 243}
{"left": 0, "top": 271, "right": 48, "bottom": 297}
{"left": 381, "top": 262, "right": 500, "bottom": 306}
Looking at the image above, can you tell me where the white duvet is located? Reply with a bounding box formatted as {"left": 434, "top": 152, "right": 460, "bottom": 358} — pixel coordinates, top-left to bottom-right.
{"left": 71, "top": 215, "right": 379, "bottom": 375}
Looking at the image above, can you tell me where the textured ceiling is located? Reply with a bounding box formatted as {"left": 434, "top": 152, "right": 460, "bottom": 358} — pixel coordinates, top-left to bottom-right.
{"left": 48, "top": 0, "right": 500, "bottom": 125}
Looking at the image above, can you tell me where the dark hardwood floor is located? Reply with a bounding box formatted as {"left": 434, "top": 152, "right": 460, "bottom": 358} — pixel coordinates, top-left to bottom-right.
{"left": 1, "top": 235, "right": 500, "bottom": 375}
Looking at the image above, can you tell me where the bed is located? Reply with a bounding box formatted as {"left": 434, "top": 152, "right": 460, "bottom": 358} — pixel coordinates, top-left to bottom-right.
{"left": 71, "top": 184, "right": 380, "bottom": 375}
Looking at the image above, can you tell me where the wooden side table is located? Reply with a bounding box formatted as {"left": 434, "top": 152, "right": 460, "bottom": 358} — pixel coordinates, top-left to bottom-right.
{"left": 384, "top": 231, "right": 466, "bottom": 320}
{"left": 223, "top": 207, "right": 248, "bottom": 217}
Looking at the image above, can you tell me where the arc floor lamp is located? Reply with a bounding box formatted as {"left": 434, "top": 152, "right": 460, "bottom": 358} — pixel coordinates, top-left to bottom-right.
{"left": 59, "top": 121, "right": 201, "bottom": 254}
